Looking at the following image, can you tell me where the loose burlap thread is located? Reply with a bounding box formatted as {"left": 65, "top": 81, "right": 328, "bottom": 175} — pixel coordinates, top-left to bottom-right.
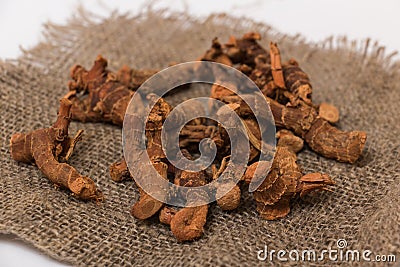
{"left": 0, "top": 9, "right": 399, "bottom": 266}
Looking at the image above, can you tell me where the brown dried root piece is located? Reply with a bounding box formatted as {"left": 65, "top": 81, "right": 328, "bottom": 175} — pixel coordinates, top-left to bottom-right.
{"left": 213, "top": 102, "right": 257, "bottom": 161}
{"left": 251, "top": 43, "right": 313, "bottom": 106}
{"left": 116, "top": 64, "right": 159, "bottom": 91}
{"left": 130, "top": 96, "right": 173, "bottom": 220}
{"left": 109, "top": 159, "right": 169, "bottom": 220}
{"left": 213, "top": 156, "right": 241, "bottom": 211}
{"left": 268, "top": 97, "right": 367, "bottom": 163}
{"left": 209, "top": 81, "right": 239, "bottom": 105}
{"left": 10, "top": 97, "right": 103, "bottom": 201}
{"left": 216, "top": 184, "right": 241, "bottom": 211}
{"left": 297, "top": 172, "right": 335, "bottom": 198}
{"left": 179, "top": 125, "right": 216, "bottom": 147}
{"left": 108, "top": 95, "right": 173, "bottom": 219}
{"left": 197, "top": 37, "right": 233, "bottom": 66}
{"left": 222, "top": 93, "right": 366, "bottom": 164}
{"left": 318, "top": 102, "right": 340, "bottom": 124}
{"left": 249, "top": 56, "right": 277, "bottom": 98}
{"left": 269, "top": 42, "right": 286, "bottom": 89}
{"left": 245, "top": 130, "right": 334, "bottom": 220}
{"left": 281, "top": 58, "right": 313, "bottom": 106}
{"left": 67, "top": 55, "right": 157, "bottom": 126}
{"left": 213, "top": 98, "right": 274, "bottom": 162}
{"left": 131, "top": 161, "right": 168, "bottom": 220}
{"left": 214, "top": 85, "right": 365, "bottom": 164}
{"left": 170, "top": 205, "right": 208, "bottom": 242}
{"left": 109, "top": 124, "right": 224, "bottom": 183}
{"left": 270, "top": 43, "right": 313, "bottom": 106}
{"left": 170, "top": 149, "right": 209, "bottom": 242}
{"left": 159, "top": 206, "right": 178, "bottom": 225}
{"left": 67, "top": 55, "right": 132, "bottom": 125}
{"left": 109, "top": 158, "right": 130, "bottom": 182}
{"left": 224, "top": 32, "right": 270, "bottom": 67}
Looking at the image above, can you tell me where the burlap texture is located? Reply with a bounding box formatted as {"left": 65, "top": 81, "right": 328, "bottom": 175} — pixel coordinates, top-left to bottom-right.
{"left": 0, "top": 9, "right": 399, "bottom": 266}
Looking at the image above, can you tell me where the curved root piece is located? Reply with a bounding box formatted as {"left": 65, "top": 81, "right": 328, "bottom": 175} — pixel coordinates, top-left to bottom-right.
{"left": 276, "top": 129, "right": 304, "bottom": 153}
{"left": 69, "top": 55, "right": 108, "bottom": 93}
{"left": 304, "top": 118, "right": 367, "bottom": 164}
{"left": 252, "top": 132, "right": 301, "bottom": 219}
{"left": 159, "top": 206, "right": 178, "bottom": 225}
{"left": 269, "top": 98, "right": 367, "bottom": 163}
{"left": 298, "top": 173, "right": 335, "bottom": 197}
{"left": 282, "top": 61, "right": 313, "bottom": 106}
{"left": 131, "top": 161, "right": 168, "bottom": 220}
{"left": 10, "top": 98, "right": 102, "bottom": 201}
{"left": 198, "top": 38, "right": 232, "bottom": 66}
{"left": 216, "top": 184, "right": 241, "bottom": 211}
{"left": 109, "top": 158, "right": 130, "bottom": 182}
{"left": 131, "top": 192, "right": 164, "bottom": 220}
{"left": 170, "top": 205, "right": 208, "bottom": 242}
{"left": 224, "top": 32, "right": 269, "bottom": 66}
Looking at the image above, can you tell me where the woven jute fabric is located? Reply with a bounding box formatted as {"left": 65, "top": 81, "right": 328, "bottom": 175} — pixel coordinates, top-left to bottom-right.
{"left": 0, "top": 9, "right": 399, "bottom": 266}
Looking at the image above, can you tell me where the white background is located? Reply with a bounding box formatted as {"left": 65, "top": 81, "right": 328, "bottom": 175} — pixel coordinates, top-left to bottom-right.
{"left": 0, "top": 0, "right": 399, "bottom": 266}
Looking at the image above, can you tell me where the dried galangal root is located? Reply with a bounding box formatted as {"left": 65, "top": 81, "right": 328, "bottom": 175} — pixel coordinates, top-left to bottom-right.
{"left": 10, "top": 96, "right": 103, "bottom": 201}
{"left": 244, "top": 130, "right": 334, "bottom": 220}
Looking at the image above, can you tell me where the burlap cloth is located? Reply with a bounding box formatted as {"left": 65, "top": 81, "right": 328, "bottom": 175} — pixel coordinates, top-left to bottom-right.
{"left": 0, "top": 9, "right": 399, "bottom": 266}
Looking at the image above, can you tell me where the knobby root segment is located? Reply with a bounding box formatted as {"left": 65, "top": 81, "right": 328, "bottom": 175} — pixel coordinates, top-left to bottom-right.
{"left": 268, "top": 98, "right": 367, "bottom": 163}
{"left": 217, "top": 93, "right": 366, "bottom": 164}
{"left": 170, "top": 205, "right": 209, "bottom": 242}
{"left": 131, "top": 191, "right": 165, "bottom": 220}
{"left": 245, "top": 130, "right": 334, "bottom": 220}
{"left": 216, "top": 183, "right": 241, "bottom": 211}
{"left": 130, "top": 161, "right": 168, "bottom": 220}
{"left": 67, "top": 55, "right": 157, "bottom": 126}
{"left": 212, "top": 156, "right": 241, "bottom": 211}
{"left": 224, "top": 32, "right": 269, "bottom": 67}
{"left": 10, "top": 97, "right": 103, "bottom": 201}
{"left": 109, "top": 158, "right": 130, "bottom": 182}
{"left": 159, "top": 206, "right": 178, "bottom": 225}
{"left": 129, "top": 96, "right": 173, "bottom": 220}
{"left": 169, "top": 150, "right": 210, "bottom": 241}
